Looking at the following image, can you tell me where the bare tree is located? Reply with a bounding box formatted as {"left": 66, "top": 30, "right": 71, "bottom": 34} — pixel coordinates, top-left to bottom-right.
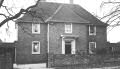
{"left": 0, "top": 0, "right": 44, "bottom": 42}
{"left": 100, "top": 0, "right": 120, "bottom": 32}
{"left": 0, "top": 0, "right": 41, "bottom": 27}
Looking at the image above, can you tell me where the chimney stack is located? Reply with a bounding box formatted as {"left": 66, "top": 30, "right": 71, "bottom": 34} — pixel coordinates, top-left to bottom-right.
{"left": 70, "top": 0, "right": 73, "bottom": 4}
{"left": 40, "top": 0, "right": 46, "bottom": 2}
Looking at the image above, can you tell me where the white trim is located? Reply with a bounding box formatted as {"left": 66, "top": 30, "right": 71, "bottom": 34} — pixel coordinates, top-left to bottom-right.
{"left": 94, "top": 26, "right": 96, "bottom": 35}
{"left": 32, "top": 23, "right": 40, "bottom": 34}
{"left": 89, "top": 25, "right": 96, "bottom": 35}
{"left": 32, "top": 41, "right": 40, "bottom": 54}
{"left": 16, "top": 23, "right": 18, "bottom": 41}
{"left": 47, "top": 23, "right": 50, "bottom": 53}
{"left": 65, "top": 23, "right": 72, "bottom": 33}
{"left": 71, "top": 40, "right": 76, "bottom": 54}
{"left": 62, "top": 39, "right": 75, "bottom": 54}
{"left": 89, "top": 42, "right": 96, "bottom": 54}
{"left": 62, "top": 38, "right": 65, "bottom": 54}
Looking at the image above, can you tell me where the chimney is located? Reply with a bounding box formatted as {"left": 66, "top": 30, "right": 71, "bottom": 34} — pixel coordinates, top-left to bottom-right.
{"left": 40, "top": 0, "right": 46, "bottom": 2}
{"left": 70, "top": 0, "right": 73, "bottom": 4}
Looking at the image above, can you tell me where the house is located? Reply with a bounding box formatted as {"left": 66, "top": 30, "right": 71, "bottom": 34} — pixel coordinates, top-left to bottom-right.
{"left": 15, "top": 1, "right": 108, "bottom": 65}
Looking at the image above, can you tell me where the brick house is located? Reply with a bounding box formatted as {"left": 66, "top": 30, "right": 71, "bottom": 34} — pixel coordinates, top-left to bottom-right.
{"left": 15, "top": 1, "right": 107, "bottom": 64}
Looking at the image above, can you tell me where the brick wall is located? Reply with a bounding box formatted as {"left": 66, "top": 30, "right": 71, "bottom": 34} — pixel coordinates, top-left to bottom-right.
{"left": 49, "top": 23, "right": 107, "bottom": 54}
{"left": 96, "top": 26, "right": 107, "bottom": 49}
{"left": 49, "top": 23, "right": 88, "bottom": 54}
{"left": 16, "top": 22, "right": 48, "bottom": 64}
{"left": 16, "top": 21, "right": 107, "bottom": 64}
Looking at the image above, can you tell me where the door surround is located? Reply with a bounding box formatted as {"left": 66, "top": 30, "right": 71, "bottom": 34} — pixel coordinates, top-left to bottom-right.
{"left": 62, "top": 38, "right": 75, "bottom": 54}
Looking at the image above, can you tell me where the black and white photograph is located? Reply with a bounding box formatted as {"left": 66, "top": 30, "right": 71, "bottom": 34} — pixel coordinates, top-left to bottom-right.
{"left": 1, "top": 0, "right": 120, "bottom": 69}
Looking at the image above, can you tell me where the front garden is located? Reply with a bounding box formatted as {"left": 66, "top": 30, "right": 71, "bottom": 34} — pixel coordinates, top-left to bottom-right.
{"left": 47, "top": 48, "right": 120, "bottom": 68}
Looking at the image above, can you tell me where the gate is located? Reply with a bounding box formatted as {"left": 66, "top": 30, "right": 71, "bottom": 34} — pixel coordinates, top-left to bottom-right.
{"left": 0, "top": 43, "right": 15, "bottom": 69}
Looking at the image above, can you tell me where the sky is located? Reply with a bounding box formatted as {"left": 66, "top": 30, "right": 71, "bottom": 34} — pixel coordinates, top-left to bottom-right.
{"left": 0, "top": 0, "right": 120, "bottom": 43}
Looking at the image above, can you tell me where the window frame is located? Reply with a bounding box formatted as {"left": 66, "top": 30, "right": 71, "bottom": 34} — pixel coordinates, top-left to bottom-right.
{"left": 65, "top": 23, "right": 72, "bottom": 33}
{"left": 32, "top": 41, "right": 40, "bottom": 54}
{"left": 89, "top": 25, "right": 96, "bottom": 35}
{"left": 89, "top": 42, "right": 96, "bottom": 54}
{"left": 32, "top": 23, "right": 40, "bottom": 34}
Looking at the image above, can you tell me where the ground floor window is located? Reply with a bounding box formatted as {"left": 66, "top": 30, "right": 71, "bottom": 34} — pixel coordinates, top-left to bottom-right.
{"left": 89, "top": 42, "right": 96, "bottom": 54}
{"left": 32, "top": 41, "right": 40, "bottom": 54}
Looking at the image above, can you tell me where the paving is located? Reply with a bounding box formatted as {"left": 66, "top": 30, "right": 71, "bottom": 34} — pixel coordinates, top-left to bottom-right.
{"left": 13, "top": 63, "right": 120, "bottom": 69}
{"left": 13, "top": 63, "right": 54, "bottom": 69}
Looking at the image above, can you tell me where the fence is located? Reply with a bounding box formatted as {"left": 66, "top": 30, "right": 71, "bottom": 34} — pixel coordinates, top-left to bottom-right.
{"left": 47, "top": 54, "right": 120, "bottom": 67}
{"left": 0, "top": 43, "right": 15, "bottom": 69}
{"left": 0, "top": 54, "right": 13, "bottom": 69}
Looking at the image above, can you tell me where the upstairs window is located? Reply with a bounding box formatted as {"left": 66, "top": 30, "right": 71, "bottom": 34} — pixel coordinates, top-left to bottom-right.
{"left": 32, "top": 41, "right": 40, "bottom": 54}
{"left": 89, "top": 25, "right": 96, "bottom": 35}
{"left": 65, "top": 23, "right": 72, "bottom": 33}
{"left": 32, "top": 23, "right": 40, "bottom": 34}
{"left": 89, "top": 42, "right": 96, "bottom": 54}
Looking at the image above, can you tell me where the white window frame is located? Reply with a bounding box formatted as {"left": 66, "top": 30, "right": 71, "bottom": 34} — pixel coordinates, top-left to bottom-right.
{"left": 65, "top": 23, "right": 72, "bottom": 33}
{"left": 89, "top": 25, "right": 96, "bottom": 35}
{"left": 32, "top": 23, "right": 40, "bottom": 34}
{"left": 32, "top": 41, "right": 40, "bottom": 54}
{"left": 89, "top": 42, "right": 96, "bottom": 54}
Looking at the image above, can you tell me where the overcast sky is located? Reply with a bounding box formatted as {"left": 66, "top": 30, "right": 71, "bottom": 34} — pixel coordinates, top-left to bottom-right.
{"left": 0, "top": 0, "right": 119, "bottom": 43}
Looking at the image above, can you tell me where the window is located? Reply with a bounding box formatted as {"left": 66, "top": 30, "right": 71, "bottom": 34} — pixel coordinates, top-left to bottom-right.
{"left": 32, "top": 23, "right": 40, "bottom": 34}
{"left": 89, "top": 42, "right": 96, "bottom": 54}
{"left": 89, "top": 25, "right": 96, "bottom": 35}
{"left": 32, "top": 41, "right": 40, "bottom": 54}
{"left": 65, "top": 23, "right": 72, "bottom": 33}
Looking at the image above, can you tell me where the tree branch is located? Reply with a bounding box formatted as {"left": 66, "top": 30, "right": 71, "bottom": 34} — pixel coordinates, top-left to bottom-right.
{"left": 0, "top": 0, "right": 4, "bottom": 8}
{"left": 2, "top": 5, "right": 13, "bottom": 16}
{"left": 103, "top": 2, "right": 120, "bottom": 4}
{"left": 101, "top": 10, "right": 120, "bottom": 20}
{"left": 106, "top": 13, "right": 120, "bottom": 24}
{"left": 0, "top": 9, "right": 25, "bottom": 27}
{"left": 0, "top": 13, "right": 8, "bottom": 18}
{"left": 0, "top": 0, "right": 41, "bottom": 27}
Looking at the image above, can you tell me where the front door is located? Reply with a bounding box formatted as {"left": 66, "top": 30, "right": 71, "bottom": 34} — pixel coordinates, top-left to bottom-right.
{"left": 65, "top": 41, "right": 71, "bottom": 54}
{"left": 62, "top": 39, "right": 75, "bottom": 54}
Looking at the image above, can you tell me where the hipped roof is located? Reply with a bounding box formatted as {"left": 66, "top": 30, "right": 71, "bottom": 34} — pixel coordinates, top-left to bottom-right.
{"left": 17, "top": 2, "right": 107, "bottom": 26}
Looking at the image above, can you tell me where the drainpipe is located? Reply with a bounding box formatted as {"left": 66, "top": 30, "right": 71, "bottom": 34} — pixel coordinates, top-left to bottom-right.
{"left": 47, "top": 23, "right": 50, "bottom": 67}
{"left": 15, "top": 47, "right": 16, "bottom": 63}
{"left": 47, "top": 23, "right": 49, "bottom": 54}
